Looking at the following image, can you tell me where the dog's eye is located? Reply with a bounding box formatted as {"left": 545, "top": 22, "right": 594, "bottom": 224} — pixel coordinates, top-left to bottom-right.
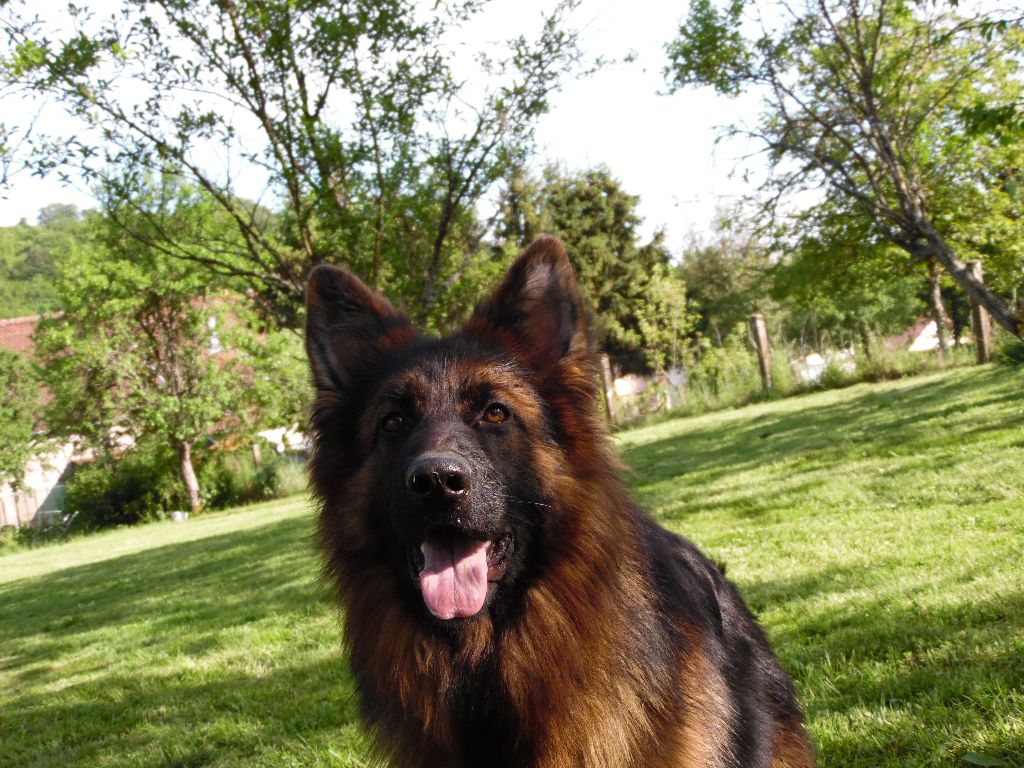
{"left": 482, "top": 403, "right": 509, "bottom": 424}
{"left": 382, "top": 412, "right": 406, "bottom": 433}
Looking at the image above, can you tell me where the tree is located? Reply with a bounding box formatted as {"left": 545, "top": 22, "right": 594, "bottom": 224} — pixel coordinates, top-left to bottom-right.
{"left": 0, "top": 204, "right": 90, "bottom": 318}
{"left": 678, "top": 213, "right": 772, "bottom": 346}
{"left": 665, "top": 0, "right": 1024, "bottom": 338}
{"left": 0, "top": 0, "right": 587, "bottom": 327}
{"left": 494, "top": 166, "right": 680, "bottom": 366}
{"left": 35, "top": 176, "right": 297, "bottom": 512}
{"left": 635, "top": 263, "right": 693, "bottom": 374}
{"left": 0, "top": 348, "right": 40, "bottom": 489}
{"left": 768, "top": 202, "right": 925, "bottom": 350}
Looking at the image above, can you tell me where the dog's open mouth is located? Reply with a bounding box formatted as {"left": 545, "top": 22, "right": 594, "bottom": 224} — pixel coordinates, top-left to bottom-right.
{"left": 412, "top": 531, "right": 512, "bottom": 620}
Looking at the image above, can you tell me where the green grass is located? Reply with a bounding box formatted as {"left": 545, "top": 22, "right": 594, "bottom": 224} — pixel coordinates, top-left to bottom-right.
{"left": 2, "top": 365, "right": 1023, "bottom": 767}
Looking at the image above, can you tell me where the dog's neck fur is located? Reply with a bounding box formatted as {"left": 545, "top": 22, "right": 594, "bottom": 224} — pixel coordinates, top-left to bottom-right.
{"left": 336, "top": 470, "right": 683, "bottom": 768}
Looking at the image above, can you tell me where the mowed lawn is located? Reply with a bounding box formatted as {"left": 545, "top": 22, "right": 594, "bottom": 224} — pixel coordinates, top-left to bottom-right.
{"left": 2, "top": 365, "right": 1022, "bottom": 767}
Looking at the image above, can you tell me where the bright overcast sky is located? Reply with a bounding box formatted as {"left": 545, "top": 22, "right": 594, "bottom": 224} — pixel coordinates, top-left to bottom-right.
{"left": 0, "top": 0, "right": 763, "bottom": 254}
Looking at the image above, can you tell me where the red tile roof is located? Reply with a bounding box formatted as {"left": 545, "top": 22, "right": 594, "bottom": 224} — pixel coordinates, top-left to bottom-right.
{"left": 0, "top": 315, "right": 39, "bottom": 354}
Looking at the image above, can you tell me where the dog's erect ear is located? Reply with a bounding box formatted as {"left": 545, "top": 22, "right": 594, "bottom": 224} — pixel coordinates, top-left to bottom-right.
{"left": 305, "top": 265, "right": 415, "bottom": 393}
{"left": 465, "top": 235, "right": 589, "bottom": 372}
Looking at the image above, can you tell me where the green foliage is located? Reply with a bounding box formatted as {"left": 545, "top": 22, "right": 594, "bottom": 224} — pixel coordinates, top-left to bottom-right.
{"left": 817, "top": 358, "right": 854, "bottom": 390}
{"left": 494, "top": 165, "right": 680, "bottom": 362}
{"left": 64, "top": 442, "right": 185, "bottom": 529}
{"left": 199, "top": 450, "right": 306, "bottom": 510}
{"left": 218, "top": 319, "right": 309, "bottom": 435}
{"left": 769, "top": 204, "right": 926, "bottom": 347}
{"left": 0, "top": 204, "right": 90, "bottom": 318}
{"left": 64, "top": 443, "right": 308, "bottom": 531}
{"left": 34, "top": 174, "right": 301, "bottom": 511}
{"left": 679, "top": 332, "right": 765, "bottom": 414}
{"left": 0, "top": 348, "right": 40, "bottom": 487}
{"left": 630, "top": 329, "right": 975, "bottom": 424}
{"left": 636, "top": 263, "right": 694, "bottom": 373}
{"left": 679, "top": 214, "right": 772, "bottom": 345}
{"left": 994, "top": 330, "right": 1024, "bottom": 366}
{"left": 0, "top": 0, "right": 588, "bottom": 327}
{"left": 0, "top": 521, "right": 74, "bottom": 553}
{"left": 856, "top": 346, "right": 923, "bottom": 382}
{"left": 663, "top": 0, "right": 752, "bottom": 96}
{"left": 665, "top": 0, "right": 1024, "bottom": 338}
{"left": 37, "top": 208, "right": 233, "bottom": 443}
{"left": 768, "top": 341, "right": 796, "bottom": 395}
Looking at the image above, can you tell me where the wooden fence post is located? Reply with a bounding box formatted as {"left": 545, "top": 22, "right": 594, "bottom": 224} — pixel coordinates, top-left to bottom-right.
{"left": 748, "top": 312, "right": 773, "bottom": 393}
{"left": 967, "top": 261, "right": 993, "bottom": 364}
{"left": 599, "top": 354, "right": 618, "bottom": 425}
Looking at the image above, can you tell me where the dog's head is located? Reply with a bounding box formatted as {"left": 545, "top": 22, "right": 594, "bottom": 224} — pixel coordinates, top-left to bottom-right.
{"left": 306, "top": 237, "right": 604, "bottom": 626}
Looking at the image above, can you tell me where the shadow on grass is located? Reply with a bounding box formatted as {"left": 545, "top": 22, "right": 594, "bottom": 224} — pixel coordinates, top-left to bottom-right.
{"left": 624, "top": 366, "right": 1024, "bottom": 513}
{"left": 2, "top": 368, "right": 1022, "bottom": 767}
{"left": 750, "top": 567, "right": 1024, "bottom": 766}
{"left": 3, "top": 655, "right": 366, "bottom": 766}
{"left": 621, "top": 367, "right": 1024, "bottom": 766}
{"left": 0, "top": 515, "right": 368, "bottom": 767}
{"left": 1, "top": 516, "right": 318, "bottom": 659}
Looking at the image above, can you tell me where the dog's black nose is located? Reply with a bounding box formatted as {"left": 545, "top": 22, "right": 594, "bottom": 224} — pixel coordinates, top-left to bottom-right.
{"left": 406, "top": 453, "right": 472, "bottom": 500}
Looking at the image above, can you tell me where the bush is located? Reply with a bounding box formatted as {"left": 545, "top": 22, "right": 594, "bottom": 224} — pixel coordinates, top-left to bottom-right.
{"left": 0, "top": 521, "right": 75, "bottom": 554}
{"left": 818, "top": 358, "right": 855, "bottom": 389}
{"left": 994, "top": 331, "right": 1024, "bottom": 366}
{"left": 199, "top": 450, "right": 265, "bottom": 508}
{"left": 64, "top": 442, "right": 185, "bottom": 529}
{"left": 623, "top": 332, "right": 977, "bottom": 427}
{"left": 682, "top": 335, "right": 763, "bottom": 412}
{"left": 0, "top": 525, "right": 19, "bottom": 553}
{"left": 274, "top": 454, "right": 308, "bottom": 497}
{"left": 856, "top": 344, "right": 972, "bottom": 382}
{"left": 64, "top": 440, "right": 309, "bottom": 530}
{"left": 768, "top": 342, "right": 797, "bottom": 396}
{"left": 198, "top": 447, "right": 307, "bottom": 509}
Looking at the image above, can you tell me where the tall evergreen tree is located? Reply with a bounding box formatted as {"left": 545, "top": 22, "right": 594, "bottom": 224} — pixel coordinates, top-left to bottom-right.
{"left": 495, "top": 166, "right": 681, "bottom": 365}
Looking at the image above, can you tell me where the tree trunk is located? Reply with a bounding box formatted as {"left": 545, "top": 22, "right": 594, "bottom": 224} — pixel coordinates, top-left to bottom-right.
{"left": 967, "top": 260, "right": 993, "bottom": 364}
{"left": 926, "top": 258, "right": 950, "bottom": 356}
{"left": 598, "top": 354, "right": 618, "bottom": 426}
{"left": 747, "top": 312, "right": 773, "bottom": 393}
{"left": 914, "top": 228, "right": 1021, "bottom": 339}
{"left": 949, "top": 290, "right": 964, "bottom": 347}
{"left": 178, "top": 441, "right": 203, "bottom": 513}
{"left": 858, "top": 318, "right": 873, "bottom": 361}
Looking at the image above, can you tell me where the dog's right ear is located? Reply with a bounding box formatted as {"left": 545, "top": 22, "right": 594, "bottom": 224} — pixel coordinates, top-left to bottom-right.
{"left": 305, "top": 265, "right": 415, "bottom": 394}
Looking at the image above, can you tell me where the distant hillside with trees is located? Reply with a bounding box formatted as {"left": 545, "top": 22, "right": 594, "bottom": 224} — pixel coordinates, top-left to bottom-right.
{"left": 0, "top": 204, "right": 91, "bottom": 319}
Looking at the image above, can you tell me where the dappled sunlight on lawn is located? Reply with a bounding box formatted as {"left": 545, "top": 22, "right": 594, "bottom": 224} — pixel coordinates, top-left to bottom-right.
{"left": 1, "top": 367, "right": 1022, "bottom": 767}
{"left": 0, "top": 501, "right": 370, "bottom": 767}
{"left": 617, "top": 366, "right": 1024, "bottom": 767}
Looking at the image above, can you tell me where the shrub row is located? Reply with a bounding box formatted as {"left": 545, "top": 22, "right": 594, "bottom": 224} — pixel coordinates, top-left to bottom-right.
{"left": 614, "top": 329, "right": 1006, "bottom": 429}
{"left": 61, "top": 442, "right": 307, "bottom": 531}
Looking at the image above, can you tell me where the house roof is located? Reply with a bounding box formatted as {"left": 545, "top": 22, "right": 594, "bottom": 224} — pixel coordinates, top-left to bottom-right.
{"left": 0, "top": 315, "right": 39, "bottom": 354}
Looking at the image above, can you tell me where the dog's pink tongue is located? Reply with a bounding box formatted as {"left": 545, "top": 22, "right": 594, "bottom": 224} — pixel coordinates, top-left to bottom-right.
{"left": 419, "top": 538, "right": 489, "bottom": 620}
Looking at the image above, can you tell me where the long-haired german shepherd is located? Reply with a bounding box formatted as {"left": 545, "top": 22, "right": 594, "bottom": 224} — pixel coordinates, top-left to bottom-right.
{"left": 305, "top": 236, "right": 815, "bottom": 767}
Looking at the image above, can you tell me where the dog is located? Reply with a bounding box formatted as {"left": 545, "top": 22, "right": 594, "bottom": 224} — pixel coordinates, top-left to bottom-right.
{"left": 305, "top": 236, "right": 815, "bottom": 767}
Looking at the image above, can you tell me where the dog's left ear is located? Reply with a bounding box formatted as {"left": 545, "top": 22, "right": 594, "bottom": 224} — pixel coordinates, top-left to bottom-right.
{"left": 464, "top": 235, "right": 589, "bottom": 372}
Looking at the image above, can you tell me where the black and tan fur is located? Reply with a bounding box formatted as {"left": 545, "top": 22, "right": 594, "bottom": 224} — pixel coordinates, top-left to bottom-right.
{"left": 305, "top": 236, "right": 815, "bottom": 767}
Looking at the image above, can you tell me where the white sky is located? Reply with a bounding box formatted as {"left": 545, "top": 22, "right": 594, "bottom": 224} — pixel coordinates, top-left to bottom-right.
{"left": 0, "top": 0, "right": 764, "bottom": 255}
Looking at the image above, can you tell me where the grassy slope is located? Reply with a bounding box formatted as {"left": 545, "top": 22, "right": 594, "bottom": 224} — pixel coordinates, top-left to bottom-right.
{"left": 2, "top": 365, "right": 1022, "bottom": 767}
{"left": 619, "top": 365, "right": 1024, "bottom": 767}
